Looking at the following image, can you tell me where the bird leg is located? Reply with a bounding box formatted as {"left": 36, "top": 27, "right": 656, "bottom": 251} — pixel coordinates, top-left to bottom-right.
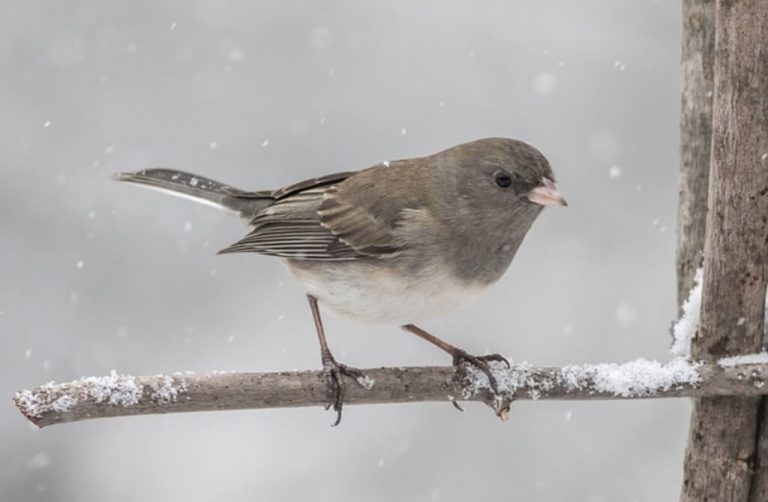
{"left": 307, "top": 294, "right": 370, "bottom": 426}
{"left": 401, "top": 324, "right": 510, "bottom": 394}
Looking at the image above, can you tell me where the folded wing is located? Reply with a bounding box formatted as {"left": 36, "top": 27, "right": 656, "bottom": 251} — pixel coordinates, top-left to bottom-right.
{"left": 218, "top": 171, "right": 413, "bottom": 261}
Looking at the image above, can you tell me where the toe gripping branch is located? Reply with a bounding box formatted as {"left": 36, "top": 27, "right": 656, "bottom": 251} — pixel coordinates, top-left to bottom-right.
{"left": 320, "top": 349, "right": 371, "bottom": 426}
{"left": 451, "top": 351, "right": 515, "bottom": 420}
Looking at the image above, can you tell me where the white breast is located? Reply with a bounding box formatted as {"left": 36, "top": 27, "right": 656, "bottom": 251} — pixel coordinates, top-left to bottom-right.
{"left": 286, "top": 259, "right": 486, "bottom": 325}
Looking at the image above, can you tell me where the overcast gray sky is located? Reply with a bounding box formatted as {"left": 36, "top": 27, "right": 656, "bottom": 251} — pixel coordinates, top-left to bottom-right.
{"left": 2, "top": 1, "right": 684, "bottom": 500}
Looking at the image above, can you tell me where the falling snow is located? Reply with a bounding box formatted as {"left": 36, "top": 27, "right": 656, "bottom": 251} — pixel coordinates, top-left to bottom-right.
{"left": 614, "top": 302, "right": 638, "bottom": 328}
{"left": 228, "top": 47, "right": 245, "bottom": 62}
{"left": 308, "top": 27, "right": 331, "bottom": 50}
{"left": 27, "top": 452, "right": 51, "bottom": 469}
{"left": 533, "top": 73, "right": 556, "bottom": 95}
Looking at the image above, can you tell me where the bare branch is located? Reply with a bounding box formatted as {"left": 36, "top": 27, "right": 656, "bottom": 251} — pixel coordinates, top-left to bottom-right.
{"left": 13, "top": 357, "right": 768, "bottom": 428}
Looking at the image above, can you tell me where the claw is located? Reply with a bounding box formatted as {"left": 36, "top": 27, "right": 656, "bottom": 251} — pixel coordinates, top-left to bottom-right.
{"left": 451, "top": 350, "right": 508, "bottom": 395}
{"left": 476, "top": 353, "right": 510, "bottom": 369}
{"left": 321, "top": 352, "right": 369, "bottom": 426}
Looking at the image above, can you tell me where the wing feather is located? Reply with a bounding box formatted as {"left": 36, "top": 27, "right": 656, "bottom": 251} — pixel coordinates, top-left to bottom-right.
{"left": 219, "top": 167, "right": 428, "bottom": 261}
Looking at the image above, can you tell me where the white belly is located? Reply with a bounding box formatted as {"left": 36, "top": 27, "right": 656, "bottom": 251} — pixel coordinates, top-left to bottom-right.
{"left": 286, "top": 260, "right": 486, "bottom": 325}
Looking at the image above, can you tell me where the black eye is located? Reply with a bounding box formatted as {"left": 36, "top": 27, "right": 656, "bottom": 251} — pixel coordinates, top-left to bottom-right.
{"left": 494, "top": 172, "right": 512, "bottom": 188}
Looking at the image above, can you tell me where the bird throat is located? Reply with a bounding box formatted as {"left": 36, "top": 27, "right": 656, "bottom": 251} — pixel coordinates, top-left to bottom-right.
{"left": 447, "top": 207, "right": 540, "bottom": 286}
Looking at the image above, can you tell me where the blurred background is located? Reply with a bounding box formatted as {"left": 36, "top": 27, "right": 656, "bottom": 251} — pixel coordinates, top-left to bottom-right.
{"left": 1, "top": 1, "right": 684, "bottom": 500}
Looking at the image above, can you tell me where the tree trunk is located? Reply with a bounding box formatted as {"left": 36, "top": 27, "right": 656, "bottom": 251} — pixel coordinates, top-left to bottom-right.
{"left": 680, "top": 1, "right": 768, "bottom": 500}
{"left": 677, "top": 0, "right": 715, "bottom": 307}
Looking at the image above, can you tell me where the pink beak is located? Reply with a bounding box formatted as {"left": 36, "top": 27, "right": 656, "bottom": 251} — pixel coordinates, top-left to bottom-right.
{"left": 526, "top": 177, "right": 567, "bottom": 207}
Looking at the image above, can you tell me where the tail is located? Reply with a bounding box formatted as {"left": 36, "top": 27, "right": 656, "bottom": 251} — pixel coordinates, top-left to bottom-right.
{"left": 114, "top": 168, "right": 273, "bottom": 220}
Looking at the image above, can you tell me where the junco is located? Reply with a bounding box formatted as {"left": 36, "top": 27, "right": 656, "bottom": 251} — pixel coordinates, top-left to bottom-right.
{"left": 117, "top": 138, "right": 566, "bottom": 424}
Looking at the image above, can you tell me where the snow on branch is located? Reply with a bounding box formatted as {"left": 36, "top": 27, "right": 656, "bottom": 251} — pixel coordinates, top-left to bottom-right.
{"left": 13, "top": 356, "right": 768, "bottom": 428}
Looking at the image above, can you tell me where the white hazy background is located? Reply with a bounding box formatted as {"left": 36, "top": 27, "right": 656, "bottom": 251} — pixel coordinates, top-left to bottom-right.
{"left": 1, "top": 1, "right": 684, "bottom": 501}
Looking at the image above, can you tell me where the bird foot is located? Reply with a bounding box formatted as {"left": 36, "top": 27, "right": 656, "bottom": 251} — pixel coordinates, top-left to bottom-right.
{"left": 321, "top": 351, "right": 372, "bottom": 426}
{"left": 451, "top": 350, "right": 510, "bottom": 395}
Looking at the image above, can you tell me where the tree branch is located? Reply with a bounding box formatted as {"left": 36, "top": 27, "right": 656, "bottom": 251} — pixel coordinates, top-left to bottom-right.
{"left": 13, "top": 356, "right": 768, "bottom": 428}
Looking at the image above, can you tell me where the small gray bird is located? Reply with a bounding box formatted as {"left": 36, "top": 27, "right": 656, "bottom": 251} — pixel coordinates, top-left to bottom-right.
{"left": 116, "top": 138, "right": 566, "bottom": 424}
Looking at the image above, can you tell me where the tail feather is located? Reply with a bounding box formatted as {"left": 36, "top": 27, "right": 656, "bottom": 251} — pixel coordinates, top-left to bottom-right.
{"left": 115, "top": 168, "right": 273, "bottom": 220}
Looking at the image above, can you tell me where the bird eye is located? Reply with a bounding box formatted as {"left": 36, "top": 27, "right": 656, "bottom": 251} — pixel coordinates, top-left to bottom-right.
{"left": 494, "top": 172, "right": 512, "bottom": 188}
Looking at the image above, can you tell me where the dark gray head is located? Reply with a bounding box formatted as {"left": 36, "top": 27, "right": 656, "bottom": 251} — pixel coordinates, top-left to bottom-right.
{"left": 437, "top": 137, "right": 565, "bottom": 211}
{"left": 430, "top": 137, "right": 566, "bottom": 284}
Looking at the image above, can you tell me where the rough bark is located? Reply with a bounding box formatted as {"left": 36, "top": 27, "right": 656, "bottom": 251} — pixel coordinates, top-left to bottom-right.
{"left": 680, "top": 1, "right": 768, "bottom": 500}
{"left": 677, "top": 0, "right": 716, "bottom": 306}
{"left": 12, "top": 359, "right": 768, "bottom": 428}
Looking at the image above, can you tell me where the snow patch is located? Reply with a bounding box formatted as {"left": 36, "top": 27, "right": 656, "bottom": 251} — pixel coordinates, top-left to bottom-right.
{"left": 462, "top": 358, "right": 700, "bottom": 399}
{"left": 560, "top": 358, "right": 700, "bottom": 397}
{"left": 149, "top": 375, "right": 187, "bottom": 403}
{"left": 356, "top": 375, "right": 375, "bottom": 390}
{"left": 671, "top": 267, "right": 703, "bottom": 357}
{"left": 670, "top": 270, "right": 767, "bottom": 356}
{"left": 82, "top": 370, "right": 141, "bottom": 406}
{"left": 462, "top": 361, "right": 543, "bottom": 400}
{"left": 51, "top": 394, "right": 77, "bottom": 413}
{"left": 14, "top": 384, "right": 78, "bottom": 419}
{"left": 719, "top": 352, "right": 768, "bottom": 367}
{"left": 15, "top": 372, "right": 189, "bottom": 420}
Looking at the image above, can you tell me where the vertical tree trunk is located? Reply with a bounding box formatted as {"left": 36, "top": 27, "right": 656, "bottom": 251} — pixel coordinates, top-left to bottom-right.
{"left": 680, "top": 1, "right": 768, "bottom": 500}
{"left": 751, "top": 401, "right": 768, "bottom": 500}
{"left": 677, "top": 0, "right": 715, "bottom": 306}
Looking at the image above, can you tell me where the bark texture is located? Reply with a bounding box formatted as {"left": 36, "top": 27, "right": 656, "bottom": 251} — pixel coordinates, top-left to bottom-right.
{"left": 677, "top": 0, "right": 716, "bottom": 306}
{"left": 680, "top": 1, "right": 768, "bottom": 500}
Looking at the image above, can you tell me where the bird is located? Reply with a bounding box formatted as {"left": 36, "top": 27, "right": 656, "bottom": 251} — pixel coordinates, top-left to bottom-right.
{"left": 116, "top": 137, "right": 566, "bottom": 425}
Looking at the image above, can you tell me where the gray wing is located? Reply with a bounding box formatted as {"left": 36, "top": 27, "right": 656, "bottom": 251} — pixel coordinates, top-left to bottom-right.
{"left": 218, "top": 171, "right": 412, "bottom": 261}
